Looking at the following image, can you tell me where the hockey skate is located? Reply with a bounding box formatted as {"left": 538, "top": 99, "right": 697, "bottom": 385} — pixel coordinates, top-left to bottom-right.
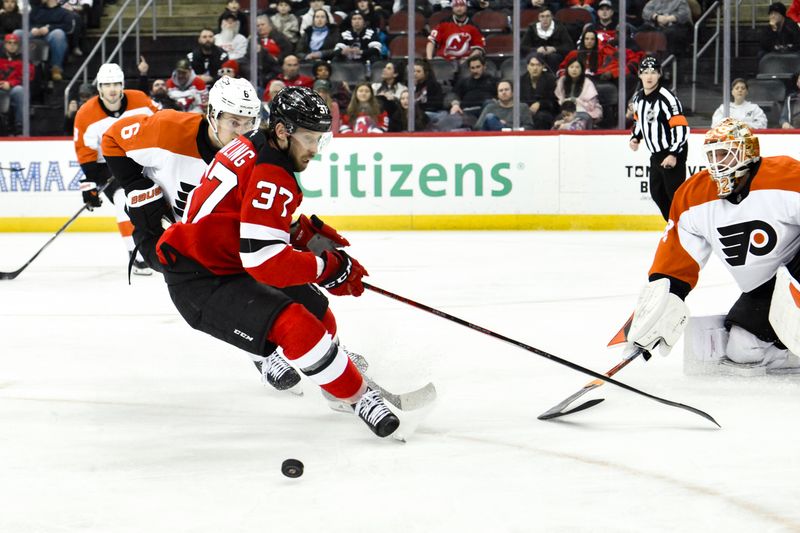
{"left": 256, "top": 351, "right": 302, "bottom": 391}
{"left": 353, "top": 388, "right": 400, "bottom": 438}
{"left": 129, "top": 251, "right": 153, "bottom": 276}
{"left": 324, "top": 347, "right": 369, "bottom": 412}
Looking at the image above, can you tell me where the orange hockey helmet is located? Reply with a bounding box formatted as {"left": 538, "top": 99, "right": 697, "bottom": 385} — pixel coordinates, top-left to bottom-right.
{"left": 703, "top": 118, "right": 760, "bottom": 197}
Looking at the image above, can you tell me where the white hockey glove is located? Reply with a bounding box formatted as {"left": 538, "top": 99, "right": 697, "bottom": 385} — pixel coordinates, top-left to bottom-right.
{"left": 769, "top": 266, "right": 800, "bottom": 355}
{"left": 626, "top": 278, "right": 690, "bottom": 358}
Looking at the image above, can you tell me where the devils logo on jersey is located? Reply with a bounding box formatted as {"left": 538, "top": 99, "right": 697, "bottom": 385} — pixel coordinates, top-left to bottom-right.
{"left": 717, "top": 220, "right": 777, "bottom": 266}
{"left": 444, "top": 33, "right": 472, "bottom": 58}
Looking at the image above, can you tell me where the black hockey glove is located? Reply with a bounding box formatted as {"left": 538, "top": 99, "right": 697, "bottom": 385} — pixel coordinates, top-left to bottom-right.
{"left": 79, "top": 179, "right": 102, "bottom": 210}
{"left": 125, "top": 178, "right": 173, "bottom": 237}
{"left": 317, "top": 249, "right": 368, "bottom": 297}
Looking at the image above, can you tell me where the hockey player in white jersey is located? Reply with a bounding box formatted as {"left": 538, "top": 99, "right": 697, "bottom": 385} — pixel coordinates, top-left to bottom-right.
{"left": 622, "top": 118, "right": 800, "bottom": 374}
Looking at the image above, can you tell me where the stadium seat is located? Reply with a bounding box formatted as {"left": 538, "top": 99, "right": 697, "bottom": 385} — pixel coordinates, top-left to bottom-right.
{"left": 484, "top": 34, "right": 514, "bottom": 57}
{"left": 430, "top": 58, "right": 457, "bottom": 88}
{"left": 633, "top": 30, "right": 669, "bottom": 57}
{"left": 756, "top": 52, "right": 800, "bottom": 81}
{"left": 369, "top": 59, "right": 388, "bottom": 83}
{"left": 499, "top": 57, "right": 526, "bottom": 80}
{"left": 0, "top": 90, "right": 9, "bottom": 115}
{"left": 28, "top": 39, "right": 50, "bottom": 64}
{"left": 472, "top": 9, "right": 510, "bottom": 34}
{"left": 747, "top": 78, "right": 786, "bottom": 127}
{"left": 554, "top": 7, "right": 592, "bottom": 42}
{"left": 387, "top": 10, "right": 426, "bottom": 35}
{"left": 330, "top": 62, "right": 367, "bottom": 85}
{"left": 427, "top": 9, "right": 452, "bottom": 29}
{"left": 594, "top": 81, "right": 618, "bottom": 128}
{"left": 520, "top": 8, "right": 541, "bottom": 29}
{"left": 388, "top": 35, "right": 429, "bottom": 58}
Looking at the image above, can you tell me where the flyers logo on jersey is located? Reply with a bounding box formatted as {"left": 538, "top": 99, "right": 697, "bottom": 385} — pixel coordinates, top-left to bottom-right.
{"left": 717, "top": 220, "right": 777, "bottom": 266}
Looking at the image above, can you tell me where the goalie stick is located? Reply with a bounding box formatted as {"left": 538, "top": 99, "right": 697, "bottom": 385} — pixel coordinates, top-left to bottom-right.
{"left": 0, "top": 180, "right": 114, "bottom": 281}
{"left": 364, "top": 282, "right": 720, "bottom": 428}
{"left": 537, "top": 347, "right": 645, "bottom": 420}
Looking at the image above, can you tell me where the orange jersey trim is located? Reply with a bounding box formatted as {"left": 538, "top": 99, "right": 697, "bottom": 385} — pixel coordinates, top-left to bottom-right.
{"left": 668, "top": 115, "right": 688, "bottom": 128}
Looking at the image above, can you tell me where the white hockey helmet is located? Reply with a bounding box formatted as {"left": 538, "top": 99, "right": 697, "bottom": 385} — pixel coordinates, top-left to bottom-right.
{"left": 207, "top": 76, "right": 261, "bottom": 132}
{"left": 703, "top": 117, "right": 760, "bottom": 197}
{"left": 95, "top": 63, "right": 125, "bottom": 86}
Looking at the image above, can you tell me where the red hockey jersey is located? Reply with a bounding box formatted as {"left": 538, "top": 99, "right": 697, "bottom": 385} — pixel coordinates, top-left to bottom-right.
{"left": 428, "top": 19, "right": 485, "bottom": 61}
{"left": 157, "top": 132, "right": 320, "bottom": 288}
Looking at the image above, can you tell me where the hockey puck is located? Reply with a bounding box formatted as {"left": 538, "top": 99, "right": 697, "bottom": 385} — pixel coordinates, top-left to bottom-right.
{"left": 281, "top": 458, "right": 304, "bottom": 478}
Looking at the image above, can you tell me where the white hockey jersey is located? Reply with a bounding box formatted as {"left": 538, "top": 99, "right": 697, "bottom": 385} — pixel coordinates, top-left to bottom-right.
{"left": 650, "top": 156, "right": 800, "bottom": 293}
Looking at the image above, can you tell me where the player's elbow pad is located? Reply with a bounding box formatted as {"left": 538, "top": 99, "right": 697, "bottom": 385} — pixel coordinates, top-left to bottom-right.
{"left": 628, "top": 278, "right": 690, "bottom": 356}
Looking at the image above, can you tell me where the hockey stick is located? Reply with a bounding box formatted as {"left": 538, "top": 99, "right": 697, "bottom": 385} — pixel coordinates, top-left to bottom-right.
{"left": 0, "top": 181, "right": 113, "bottom": 281}
{"left": 537, "top": 347, "right": 644, "bottom": 420}
{"left": 363, "top": 282, "right": 720, "bottom": 428}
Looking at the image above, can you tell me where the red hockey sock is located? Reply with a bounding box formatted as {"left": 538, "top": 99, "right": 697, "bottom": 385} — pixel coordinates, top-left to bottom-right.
{"left": 268, "top": 304, "right": 364, "bottom": 402}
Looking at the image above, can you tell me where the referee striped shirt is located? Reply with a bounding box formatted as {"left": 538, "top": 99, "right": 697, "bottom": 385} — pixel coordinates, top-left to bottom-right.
{"left": 630, "top": 85, "right": 689, "bottom": 155}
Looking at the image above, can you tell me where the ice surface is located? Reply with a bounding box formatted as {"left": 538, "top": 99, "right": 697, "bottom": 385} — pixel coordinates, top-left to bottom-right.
{"left": 1, "top": 231, "right": 799, "bottom": 533}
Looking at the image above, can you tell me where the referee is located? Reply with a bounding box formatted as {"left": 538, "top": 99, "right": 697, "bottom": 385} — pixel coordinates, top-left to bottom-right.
{"left": 629, "top": 56, "right": 689, "bottom": 221}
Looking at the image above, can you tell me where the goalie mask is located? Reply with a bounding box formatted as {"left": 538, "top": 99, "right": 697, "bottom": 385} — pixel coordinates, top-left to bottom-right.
{"left": 207, "top": 76, "right": 262, "bottom": 143}
{"left": 703, "top": 118, "right": 760, "bottom": 198}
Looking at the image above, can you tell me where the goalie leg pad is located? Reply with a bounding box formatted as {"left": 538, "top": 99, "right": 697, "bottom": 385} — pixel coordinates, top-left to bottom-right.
{"left": 770, "top": 265, "right": 800, "bottom": 355}
{"left": 628, "top": 278, "right": 690, "bottom": 356}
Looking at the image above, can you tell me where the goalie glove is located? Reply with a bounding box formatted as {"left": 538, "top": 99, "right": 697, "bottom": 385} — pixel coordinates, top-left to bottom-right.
{"left": 291, "top": 214, "right": 350, "bottom": 255}
{"left": 626, "top": 278, "right": 690, "bottom": 357}
{"left": 317, "top": 249, "right": 368, "bottom": 297}
{"left": 125, "top": 179, "right": 173, "bottom": 237}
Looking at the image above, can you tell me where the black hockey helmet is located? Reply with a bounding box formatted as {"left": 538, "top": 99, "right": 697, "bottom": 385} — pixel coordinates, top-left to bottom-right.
{"left": 269, "top": 86, "right": 332, "bottom": 135}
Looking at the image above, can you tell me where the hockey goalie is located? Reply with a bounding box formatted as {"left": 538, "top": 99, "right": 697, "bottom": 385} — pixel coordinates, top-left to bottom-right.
{"left": 623, "top": 118, "right": 800, "bottom": 376}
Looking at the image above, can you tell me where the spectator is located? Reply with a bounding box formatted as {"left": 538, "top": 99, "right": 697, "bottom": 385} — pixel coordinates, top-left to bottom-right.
{"left": 519, "top": 53, "right": 559, "bottom": 130}
{"left": 264, "top": 54, "right": 314, "bottom": 95}
{"left": 217, "top": 0, "right": 249, "bottom": 38}
{"left": 271, "top": 0, "right": 301, "bottom": 46}
{"left": 788, "top": 0, "right": 800, "bottom": 26}
{"left": 256, "top": 14, "right": 293, "bottom": 83}
{"left": 313, "top": 60, "right": 351, "bottom": 109}
{"left": 426, "top": 0, "right": 485, "bottom": 63}
{"left": 641, "top": 0, "right": 692, "bottom": 56}
{"left": 352, "top": 0, "right": 385, "bottom": 32}
{"left": 340, "top": 81, "right": 389, "bottom": 133}
{"left": 334, "top": 11, "right": 382, "bottom": 63}
{"left": 28, "top": 0, "right": 71, "bottom": 81}
{"left": 188, "top": 27, "right": 230, "bottom": 86}
{"left": 474, "top": 80, "right": 534, "bottom": 131}
{"left": 780, "top": 70, "right": 800, "bottom": 128}
{"left": 759, "top": 2, "right": 800, "bottom": 58}
{"left": 1, "top": 0, "right": 21, "bottom": 36}
{"left": 215, "top": 11, "right": 248, "bottom": 61}
{"left": 300, "top": 0, "right": 335, "bottom": 34}
{"left": 521, "top": 7, "right": 574, "bottom": 72}
{"left": 450, "top": 55, "right": 497, "bottom": 120}
{"left": 413, "top": 59, "right": 444, "bottom": 113}
{"left": 57, "top": 0, "right": 88, "bottom": 56}
{"left": 313, "top": 78, "right": 341, "bottom": 132}
{"left": 711, "top": 79, "right": 768, "bottom": 129}
{"left": 388, "top": 88, "right": 430, "bottom": 132}
{"left": 64, "top": 82, "right": 94, "bottom": 135}
{"left": 372, "top": 60, "right": 406, "bottom": 114}
{"left": 297, "top": 9, "right": 340, "bottom": 61}
{"left": 552, "top": 99, "right": 590, "bottom": 129}
{"left": 0, "top": 33, "right": 33, "bottom": 135}
{"left": 555, "top": 57, "right": 603, "bottom": 127}
{"left": 148, "top": 78, "right": 181, "bottom": 111}
{"left": 136, "top": 55, "right": 181, "bottom": 110}
{"left": 167, "top": 58, "right": 208, "bottom": 113}
{"left": 218, "top": 58, "right": 240, "bottom": 79}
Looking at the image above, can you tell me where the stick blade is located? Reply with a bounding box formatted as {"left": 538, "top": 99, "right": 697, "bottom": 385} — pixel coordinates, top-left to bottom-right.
{"left": 0, "top": 271, "right": 20, "bottom": 280}
{"left": 538, "top": 398, "right": 606, "bottom": 420}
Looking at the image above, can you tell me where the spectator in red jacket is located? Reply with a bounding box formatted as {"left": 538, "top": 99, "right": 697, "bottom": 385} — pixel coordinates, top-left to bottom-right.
{"left": 0, "top": 33, "right": 33, "bottom": 135}
{"left": 426, "top": 0, "right": 485, "bottom": 63}
{"left": 264, "top": 54, "right": 314, "bottom": 96}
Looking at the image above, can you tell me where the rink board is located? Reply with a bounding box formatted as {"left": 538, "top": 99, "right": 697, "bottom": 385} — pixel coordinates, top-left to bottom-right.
{"left": 0, "top": 130, "right": 797, "bottom": 231}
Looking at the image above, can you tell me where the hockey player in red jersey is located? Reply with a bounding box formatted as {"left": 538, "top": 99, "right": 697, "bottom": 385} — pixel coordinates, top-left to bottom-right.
{"left": 74, "top": 62, "right": 160, "bottom": 275}
{"left": 622, "top": 118, "right": 800, "bottom": 373}
{"left": 152, "top": 86, "right": 400, "bottom": 438}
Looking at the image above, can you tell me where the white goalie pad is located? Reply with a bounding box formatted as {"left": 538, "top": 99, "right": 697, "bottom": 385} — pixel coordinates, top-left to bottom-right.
{"left": 770, "top": 266, "right": 800, "bottom": 356}
{"left": 683, "top": 315, "right": 729, "bottom": 375}
{"left": 628, "top": 278, "right": 690, "bottom": 356}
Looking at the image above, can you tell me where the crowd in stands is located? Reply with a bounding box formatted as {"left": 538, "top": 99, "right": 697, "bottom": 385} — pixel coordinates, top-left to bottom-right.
{"left": 3, "top": 0, "right": 800, "bottom": 135}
